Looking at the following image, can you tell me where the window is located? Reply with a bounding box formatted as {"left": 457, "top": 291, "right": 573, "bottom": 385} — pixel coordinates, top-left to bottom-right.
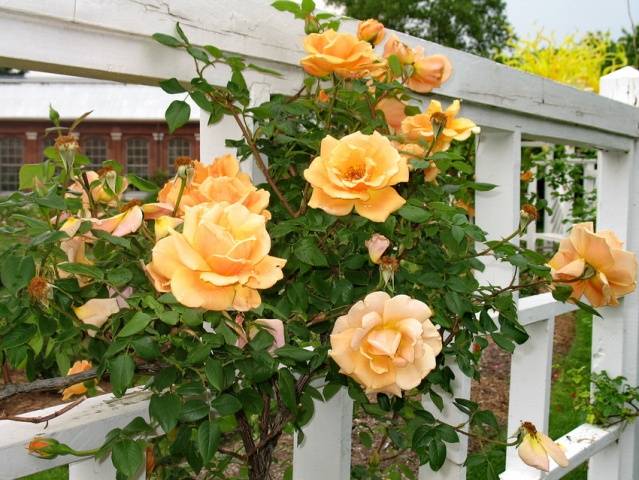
{"left": 126, "top": 137, "right": 149, "bottom": 178}
{"left": 83, "top": 136, "right": 108, "bottom": 170}
{"left": 167, "top": 137, "right": 191, "bottom": 174}
{"left": 0, "top": 137, "right": 24, "bottom": 191}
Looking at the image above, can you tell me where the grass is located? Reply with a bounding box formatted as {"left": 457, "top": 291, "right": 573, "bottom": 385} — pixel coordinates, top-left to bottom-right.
{"left": 467, "top": 312, "right": 592, "bottom": 479}
{"left": 20, "top": 314, "right": 594, "bottom": 480}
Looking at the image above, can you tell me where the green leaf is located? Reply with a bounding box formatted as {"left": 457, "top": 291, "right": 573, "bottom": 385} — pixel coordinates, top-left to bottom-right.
{"left": 301, "top": 0, "right": 315, "bottom": 14}
{"left": 118, "top": 312, "right": 153, "bottom": 337}
{"left": 110, "top": 354, "right": 135, "bottom": 397}
{"left": 197, "top": 420, "right": 221, "bottom": 464}
{"left": 1, "top": 255, "right": 35, "bottom": 293}
{"left": 190, "top": 90, "right": 214, "bottom": 112}
{"left": 205, "top": 358, "right": 226, "bottom": 392}
{"left": 275, "top": 345, "right": 316, "bottom": 362}
{"left": 35, "top": 191, "right": 66, "bottom": 210}
{"left": 19, "top": 163, "right": 54, "bottom": 190}
{"left": 1, "top": 324, "right": 37, "bottom": 349}
{"left": 131, "top": 337, "right": 160, "bottom": 360}
{"left": 152, "top": 33, "right": 183, "bottom": 48}
{"left": 49, "top": 104, "right": 60, "bottom": 127}
{"left": 491, "top": 332, "right": 515, "bottom": 353}
{"left": 398, "top": 205, "right": 429, "bottom": 223}
{"left": 165, "top": 100, "right": 192, "bottom": 133}
{"left": 575, "top": 299, "right": 601, "bottom": 318}
{"left": 181, "top": 399, "right": 210, "bottom": 422}
{"left": 112, "top": 439, "right": 144, "bottom": 478}
{"left": 294, "top": 237, "right": 328, "bottom": 267}
{"left": 271, "top": 0, "right": 301, "bottom": 15}
{"left": 388, "top": 54, "right": 402, "bottom": 76}
{"left": 187, "top": 46, "right": 209, "bottom": 63}
{"left": 126, "top": 174, "right": 158, "bottom": 192}
{"left": 278, "top": 369, "right": 297, "bottom": 412}
{"left": 428, "top": 439, "right": 447, "bottom": 471}
{"left": 150, "top": 393, "right": 182, "bottom": 433}
{"left": 159, "top": 310, "right": 179, "bottom": 325}
{"left": 211, "top": 393, "right": 242, "bottom": 415}
{"left": 92, "top": 229, "right": 132, "bottom": 249}
{"left": 107, "top": 267, "right": 133, "bottom": 287}
{"left": 57, "top": 262, "right": 104, "bottom": 280}
{"left": 203, "top": 45, "right": 223, "bottom": 58}
{"left": 159, "top": 78, "right": 187, "bottom": 94}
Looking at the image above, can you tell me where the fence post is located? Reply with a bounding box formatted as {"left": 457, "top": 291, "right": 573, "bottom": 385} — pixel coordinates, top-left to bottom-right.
{"left": 589, "top": 66, "right": 639, "bottom": 480}
{"left": 293, "top": 387, "right": 353, "bottom": 479}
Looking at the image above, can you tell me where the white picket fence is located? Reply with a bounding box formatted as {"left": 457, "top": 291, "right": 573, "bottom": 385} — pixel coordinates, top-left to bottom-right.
{"left": 0, "top": 2, "right": 638, "bottom": 479}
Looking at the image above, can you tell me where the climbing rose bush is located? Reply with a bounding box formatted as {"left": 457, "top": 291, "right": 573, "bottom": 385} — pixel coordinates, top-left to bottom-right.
{"left": 0, "top": 2, "right": 636, "bottom": 480}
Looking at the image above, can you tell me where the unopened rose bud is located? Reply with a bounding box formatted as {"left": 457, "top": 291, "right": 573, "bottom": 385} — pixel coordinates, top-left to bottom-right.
{"left": 365, "top": 233, "right": 391, "bottom": 264}
{"left": 175, "top": 156, "right": 195, "bottom": 184}
{"left": 304, "top": 14, "right": 321, "bottom": 34}
{"left": 520, "top": 170, "right": 534, "bottom": 182}
{"left": 55, "top": 135, "right": 79, "bottom": 173}
{"left": 317, "top": 89, "right": 330, "bottom": 103}
{"left": 27, "top": 437, "right": 63, "bottom": 459}
{"left": 357, "top": 19, "right": 385, "bottom": 46}
{"left": 521, "top": 203, "right": 538, "bottom": 222}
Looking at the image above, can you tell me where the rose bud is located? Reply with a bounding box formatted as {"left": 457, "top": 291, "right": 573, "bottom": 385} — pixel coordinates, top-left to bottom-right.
{"left": 366, "top": 233, "right": 391, "bottom": 264}
{"left": 357, "top": 19, "right": 385, "bottom": 46}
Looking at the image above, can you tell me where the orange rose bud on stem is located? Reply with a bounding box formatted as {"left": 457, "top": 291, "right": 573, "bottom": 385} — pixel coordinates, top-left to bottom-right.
{"left": 357, "top": 19, "right": 385, "bottom": 45}
{"left": 27, "top": 437, "right": 97, "bottom": 459}
{"left": 517, "top": 422, "right": 569, "bottom": 472}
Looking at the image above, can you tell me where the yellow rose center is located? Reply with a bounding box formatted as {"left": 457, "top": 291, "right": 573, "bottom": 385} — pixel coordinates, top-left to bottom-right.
{"left": 344, "top": 164, "right": 366, "bottom": 181}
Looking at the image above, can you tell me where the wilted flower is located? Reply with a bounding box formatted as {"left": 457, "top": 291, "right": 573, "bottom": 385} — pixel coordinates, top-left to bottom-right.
{"left": 237, "top": 319, "right": 285, "bottom": 352}
{"left": 61, "top": 360, "right": 94, "bottom": 400}
{"left": 365, "top": 234, "right": 391, "bottom": 264}
{"left": 521, "top": 204, "right": 539, "bottom": 222}
{"left": 27, "top": 276, "right": 51, "bottom": 304}
{"left": 357, "top": 19, "right": 385, "bottom": 46}
{"left": 74, "top": 295, "right": 128, "bottom": 336}
{"left": 548, "top": 222, "right": 637, "bottom": 307}
{"left": 329, "top": 292, "right": 442, "bottom": 396}
{"left": 146, "top": 202, "right": 286, "bottom": 311}
{"left": 517, "top": 422, "right": 569, "bottom": 472}
{"left": 521, "top": 170, "right": 534, "bottom": 182}
{"left": 303, "top": 132, "right": 409, "bottom": 222}
{"left": 301, "top": 29, "right": 379, "bottom": 78}
{"left": 454, "top": 199, "right": 475, "bottom": 217}
{"left": 58, "top": 217, "right": 93, "bottom": 286}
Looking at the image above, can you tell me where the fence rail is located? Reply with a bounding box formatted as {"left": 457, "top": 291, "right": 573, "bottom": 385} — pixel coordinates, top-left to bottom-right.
{"left": 0, "top": 1, "right": 638, "bottom": 479}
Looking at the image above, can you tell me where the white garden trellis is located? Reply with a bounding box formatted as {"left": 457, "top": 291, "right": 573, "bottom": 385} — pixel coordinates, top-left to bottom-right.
{"left": 0, "top": 2, "right": 638, "bottom": 479}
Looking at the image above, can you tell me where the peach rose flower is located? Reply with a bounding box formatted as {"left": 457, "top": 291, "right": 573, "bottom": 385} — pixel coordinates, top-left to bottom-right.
{"left": 383, "top": 34, "right": 415, "bottom": 65}
{"left": 303, "top": 132, "right": 409, "bottom": 222}
{"left": 74, "top": 294, "right": 129, "bottom": 335}
{"left": 548, "top": 222, "right": 637, "bottom": 307}
{"left": 357, "top": 19, "right": 385, "bottom": 45}
{"left": 301, "top": 29, "right": 379, "bottom": 78}
{"left": 157, "top": 155, "right": 270, "bottom": 218}
{"left": 376, "top": 97, "right": 407, "bottom": 133}
{"left": 401, "top": 100, "right": 479, "bottom": 154}
{"left": 236, "top": 318, "right": 285, "bottom": 352}
{"left": 146, "top": 202, "right": 286, "bottom": 311}
{"left": 406, "top": 50, "right": 452, "bottom": 93}
{"left": 517, "top": 422, "right": 569, "bottom": 472}
{"left": 330, "top": 291, "right": 442, "bottom": 396}
{"left": 92, "top": 205, "right": 143, "bottom": 237}
{"left": 61, "top": 360, "right": 93, "bottom": 400}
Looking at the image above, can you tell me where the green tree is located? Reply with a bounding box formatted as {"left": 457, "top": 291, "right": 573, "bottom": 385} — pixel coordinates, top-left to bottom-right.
{"left": 328, "top": 0, "right": 511, "bottom": 57}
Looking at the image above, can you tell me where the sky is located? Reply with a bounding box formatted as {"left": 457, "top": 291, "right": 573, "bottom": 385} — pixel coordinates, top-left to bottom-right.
{"left": 316, "top": 0, "right": 639, "bottom": 41}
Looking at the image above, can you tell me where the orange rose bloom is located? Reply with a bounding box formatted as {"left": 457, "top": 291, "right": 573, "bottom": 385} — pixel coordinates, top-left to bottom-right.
{"left": 357, "top": 19, "right": 385, "bottom": 45}
{"left": 521, "top": 170, "right": 534, "bottom": 182}
{"left": 401, "top": 100, "right": 479, "bottom": 153}
{"left": 146, "top": 202, "right": 286, "bottom": 311}
{"left": 303, "top": 132, "right": 409, "bottom": 222}
{"left": 301, "top": 29, "right": 379, "bottom": 78}
{"left": 376, "top": 97, "right": 407, "bottom": 133}
{"left": 330, "top": 292, "right": 442, "bottom": 396}
{"left": 549, "top": 222, "right": 637, "bottom": 307}
{"left": 61, "top": 360, "right": 93, "bottom": 400}
{"left": 406, "top": 51, "right": 452, "bottom": 93}
{"left": 383, "top": 34, "right": 415, "bottom": 65}
{"left": 157, "top": 155, "right": 270, "bottom": 218}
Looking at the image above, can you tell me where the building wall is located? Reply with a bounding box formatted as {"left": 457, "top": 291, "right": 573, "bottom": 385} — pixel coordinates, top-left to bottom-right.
{"left": 0, "top": 120, "right": 200, "bottom": 191}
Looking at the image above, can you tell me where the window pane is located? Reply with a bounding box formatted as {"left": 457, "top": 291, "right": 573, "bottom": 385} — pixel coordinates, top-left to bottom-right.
{"left": 126, "top": 138, "right": 149, "bottom": 178}
{"left": 83, "top": 136, "right": 108, "bottom": 170}
{"left": 168, "top": 137, "right": 192, "bottom": 174}
{"left": 0, "top": 137, "right": 24, "bottom": 191}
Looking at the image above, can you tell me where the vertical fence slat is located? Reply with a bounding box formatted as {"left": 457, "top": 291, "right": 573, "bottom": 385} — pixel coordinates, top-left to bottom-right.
{"left": 589, "top": 66, "right": 639, "bottom": 480}
{"left": 69, "top": 455, "right": 144, "bottom": 480}
{"left": 293, "top": 387, "right": 353, "bottom": 480}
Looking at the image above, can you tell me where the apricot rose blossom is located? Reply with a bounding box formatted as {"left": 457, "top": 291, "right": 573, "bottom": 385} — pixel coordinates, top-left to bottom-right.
{"left": 301, "top": 29, "right": 379, "bottom": 78}
{"left": 303, "top": 131, "right": 409, "bottom": 222}
{"left": 548, "top": 222, "right": 637, "bottom": 307}
{"left": 330, "top": 292, "right": 442, "bottom": 396}
{"left": 517, "top": 422, "right": 569, "bottom": 472}
{"left": 146, "top": 202, "right": 286, "bottom": 311}
{"left": 157, "top": 155, "right": 270, "bottom": 218}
